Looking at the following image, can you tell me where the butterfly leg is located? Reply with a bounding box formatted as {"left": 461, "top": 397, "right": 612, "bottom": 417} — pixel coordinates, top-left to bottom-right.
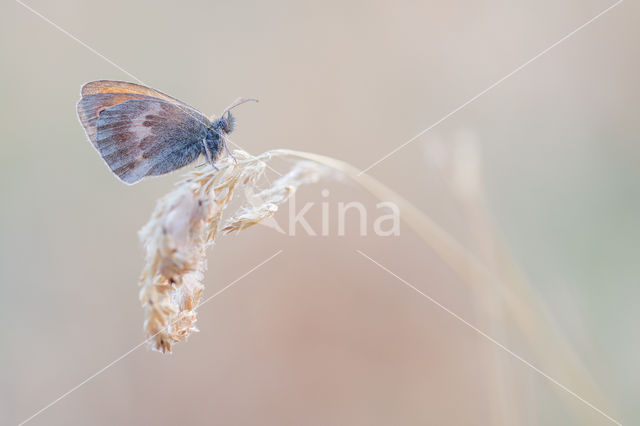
{"left": 223, "top": 136, "right": 238, "bottom": 165}
{"left": 196, "top": 161, "right": 217, "bottom": 170}
{"left": 202, "top": 138, "right": 219, "bottom": 170}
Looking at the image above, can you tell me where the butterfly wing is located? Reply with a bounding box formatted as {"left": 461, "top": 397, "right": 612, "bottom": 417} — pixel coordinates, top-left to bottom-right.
{"left": 80, "top": 80, "right": 190, "bottom": 106}
{"left": 94, "top": 97, "right": 209, "bottom": 184}
{"left": 77, "top": 80, "right": 199, "bottom": 148}
{"left": 78, "top": 92, "right": 150, "bottom": 147}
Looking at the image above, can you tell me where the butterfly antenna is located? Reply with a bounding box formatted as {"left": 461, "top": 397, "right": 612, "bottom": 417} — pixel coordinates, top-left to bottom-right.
{"left": 220, "top": 97, "right": 258, "bottom": 118}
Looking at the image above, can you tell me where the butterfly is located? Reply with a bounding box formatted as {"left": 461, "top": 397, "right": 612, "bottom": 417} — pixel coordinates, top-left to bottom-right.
{"left": 77, "top": 80, "right": 257, "bottom": 184}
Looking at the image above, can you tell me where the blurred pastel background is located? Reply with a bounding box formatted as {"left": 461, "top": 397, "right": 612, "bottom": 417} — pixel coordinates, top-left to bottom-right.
{"left": 1, "top": 0, "right": 638, "bottom": 425}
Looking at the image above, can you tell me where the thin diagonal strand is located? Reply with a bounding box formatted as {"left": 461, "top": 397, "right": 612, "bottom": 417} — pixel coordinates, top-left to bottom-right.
{"left": 14, "top": 0, "right": 281, "bottom": 177}
{"left": 357, "top": 0, "right": 623, "bottom": 175}
{"left": 356, "top": 250, "right": 622, "bottom": 426}
{"left": 198, "top": 250, "right": 283, "bottom": 309}
{"left": 14, "top": 0, "right": 142, "bottom": 82}
{"left": 16, "top": 250, "right": 283, "bottom": 426}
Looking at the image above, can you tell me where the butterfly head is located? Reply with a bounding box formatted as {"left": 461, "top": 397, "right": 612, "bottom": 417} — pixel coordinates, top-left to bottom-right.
{"left": 206, "top": 97, "right": 258, "bottom": 166}
{"left": 216, "top": 97, "right": 258, "bottom": 134}
{"left": 216, "top": 112, "right": 235, "bottom": 134}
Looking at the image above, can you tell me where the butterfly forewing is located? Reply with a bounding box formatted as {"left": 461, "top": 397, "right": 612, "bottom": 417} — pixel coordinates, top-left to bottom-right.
{"left": 80, "top": 80, "right": 194, "bottom": 107}
{"left": 93, "top": 98, "right": 209, "bottom": 184}
{"left": 77, "top": 80, "right": 202, "bottom": 146}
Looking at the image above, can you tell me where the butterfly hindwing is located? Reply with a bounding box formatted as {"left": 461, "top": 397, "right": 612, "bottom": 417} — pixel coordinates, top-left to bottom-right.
{"left": 94, "top": 98, "right": 209, "bottom": 184}
{"left": 77, "top": 92, "right": 153, "bottom": 147}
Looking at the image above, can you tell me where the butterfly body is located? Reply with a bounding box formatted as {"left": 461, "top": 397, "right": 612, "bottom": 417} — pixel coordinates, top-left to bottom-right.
{"left": 77, "top": 80, "right": 252, "bottom": 184}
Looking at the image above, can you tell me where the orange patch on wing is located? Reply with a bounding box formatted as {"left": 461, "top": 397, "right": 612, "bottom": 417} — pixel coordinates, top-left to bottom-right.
{"left": 81, "top": 80, "right": 183, "bottom": 105}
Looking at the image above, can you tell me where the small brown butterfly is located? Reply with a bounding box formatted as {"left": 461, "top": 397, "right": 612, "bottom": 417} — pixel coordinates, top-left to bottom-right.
{"left": 77, "top": 80, "right": 256, "bottom": 184}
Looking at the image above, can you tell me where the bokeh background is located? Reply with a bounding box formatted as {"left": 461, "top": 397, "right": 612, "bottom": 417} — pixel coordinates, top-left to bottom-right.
{"left": 1, "top": 0, "right": 638, "bottom": 425}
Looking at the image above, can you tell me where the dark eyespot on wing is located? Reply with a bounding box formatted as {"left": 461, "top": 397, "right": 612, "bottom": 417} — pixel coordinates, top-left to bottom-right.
{"left": 94, "top": 98, "right": 210, "bottom": 184}
{"left": 77, "top": 92, "right": 155, "bottom": 147}
{"left": 77, "top": 80, "right": 203, "bottom": 149}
